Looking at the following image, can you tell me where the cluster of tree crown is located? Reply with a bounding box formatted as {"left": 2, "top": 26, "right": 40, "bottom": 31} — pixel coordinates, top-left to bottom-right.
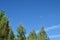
{"left": 0, "top": 10, "right": 50, "bottom": 40}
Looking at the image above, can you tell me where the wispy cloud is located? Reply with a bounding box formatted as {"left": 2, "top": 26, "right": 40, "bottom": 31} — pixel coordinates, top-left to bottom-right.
{"left": 36, "top": 24, "right": 60, "bottom": 39}
{"left": 36, "top": 24, "right": 60, "bottom": 33}
{"left": 49, "top": 35, "right": 60, "bottom": 38}
{"left": 45, "top": 25, "right": 60, "bottom": 39}
{"left": 45, "top": 24, "right": 60, "bottom": 31}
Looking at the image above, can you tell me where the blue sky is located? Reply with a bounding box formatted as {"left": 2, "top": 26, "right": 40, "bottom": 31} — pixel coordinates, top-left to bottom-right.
{"left": 0, "top": 0, "right": 60, "bottom": 40}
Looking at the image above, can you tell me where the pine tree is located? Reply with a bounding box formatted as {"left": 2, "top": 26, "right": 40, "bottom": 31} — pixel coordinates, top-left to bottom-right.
{"left": 17, "top": 24, "right": 26, "bottom": 40}
{"left": 0, "top": 10, "right": 9, "bottom": 40}
{"left": 37, "top": 27, "right": 50, "bottom": 40}
{"left": 0, "top": 10, "right": 50, "bottom": 40}
{"left": 28, "top": 30, "right": 37, "bottom": 40}
{"left": 8, "top": 27, "right": 15, "bottom": 40}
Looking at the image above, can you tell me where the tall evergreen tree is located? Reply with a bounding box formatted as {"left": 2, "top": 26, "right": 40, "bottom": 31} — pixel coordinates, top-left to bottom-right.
{"left": 0, "top": 10, "right": 50, "bottom": 40}
{"left": 17, "top": 24, "right": 26, "bottom": 40}
{"left": 8, "top": 27, "right": 15, "bottom": 40}
{"left": 28, "top": 30, "right": 37, "bottom": 40}
{"left": 0, "top": 10, "right": 9, "bottom": 40}
{"left": 37, "top": 27, "right": 50, "bottom": 40}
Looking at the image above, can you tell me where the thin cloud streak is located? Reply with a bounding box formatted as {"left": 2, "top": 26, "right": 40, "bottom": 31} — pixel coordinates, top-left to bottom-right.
{"left": 45, "top": 24, "right": 60, "bottom": 31}
{"left": 36, "top": 24, "right": 60, "bottom": 39}
{"left": 49, "top": 35, "right": 60, "bottom": 38}
{"left": 46, "top": 25, "right": 60, "bottom": 38}
{"left": 36, "top": 24, "right": 60, "bottom": 33}
{"left": 36, "top": 24, "right": 60, "bottom": 34}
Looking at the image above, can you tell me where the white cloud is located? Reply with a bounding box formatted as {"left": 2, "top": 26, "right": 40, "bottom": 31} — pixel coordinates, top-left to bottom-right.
{"left": 45, "top": 24, "right": 60, "bottom": 31}
{"left": 36, "top": 24, "right": 60, "bottom": 39}
{"left": 36, "top": 24, "right": 60, "bottom": 33}
{"left": 49, "top": 35, "right": 60, "bottom": 38}
{"left": 46, "top": 25, "right": 60, "bottom": 38}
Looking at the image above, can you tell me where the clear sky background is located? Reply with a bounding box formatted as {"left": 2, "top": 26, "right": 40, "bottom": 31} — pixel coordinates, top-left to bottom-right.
{"left": 0, "top": 0, "right": 60, "bottom": 40}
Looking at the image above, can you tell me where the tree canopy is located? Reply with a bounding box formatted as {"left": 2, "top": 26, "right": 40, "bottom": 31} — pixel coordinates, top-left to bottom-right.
{"left": 37, "top": 27, "right": 50, "bottom": 40}
{"left": 17, "top": 24, "right": 26, "bottom": 40}
{"left": 0, "top": 10, "right": 50, "bottom": 40}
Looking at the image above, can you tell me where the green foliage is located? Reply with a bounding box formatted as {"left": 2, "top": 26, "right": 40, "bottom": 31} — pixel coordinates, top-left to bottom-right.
{"left": 37, "top": 27, "right": 50, "bottom": 40}
{"left": 17, "top": 24, "right": 26, "bottom": 40}
{"left": 28, "top": 30, "right": 37, "bottom": 40}
{"left": 0, "top": 10, "right": 9, "bottom": 40}
{"left": 0, "top": 10, "right": 50, "bottom": 40}
{"left": 0, "top": 10, "right": 14, "bottom": 40}
{"left": 0, "top": 10, "right": 5, "bottom": 21}
{"left": 8, "top": 27, "right": 15, "bottom": 40}
{"left": 0, "top": 10, "right": 5, "bottom": 29}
